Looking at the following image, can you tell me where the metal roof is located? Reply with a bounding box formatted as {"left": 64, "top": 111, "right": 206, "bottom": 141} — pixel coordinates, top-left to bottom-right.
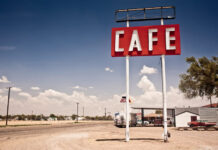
{"left": 175, "top": 108, "right": 199, "bottom": 116}
{"left": 131, "top": 107, "right": 175, "bottom": 110}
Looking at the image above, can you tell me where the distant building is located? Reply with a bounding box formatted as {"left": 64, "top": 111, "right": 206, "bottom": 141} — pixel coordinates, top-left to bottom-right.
{"left": 75, "top": 117, "right": 84, "bottom": 121}
{"left": 65, "top": 116, "right": 72, "bottom": 120}
{"left": 47, "top": 117, "right": 57, "bottom": 121}
{"left": 132, "top": 105, "right": 218, "bottom": 127}
{"left": 144, "top": 113, "right": 162, "bottom": 124}
{"left": 174, "top": 107, "right": 218, "bottom": 127}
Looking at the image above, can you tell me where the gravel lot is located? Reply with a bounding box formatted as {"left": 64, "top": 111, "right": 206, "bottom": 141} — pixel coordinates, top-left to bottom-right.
{"left": 0, "top": 121, "right": 218, "bottom": 150}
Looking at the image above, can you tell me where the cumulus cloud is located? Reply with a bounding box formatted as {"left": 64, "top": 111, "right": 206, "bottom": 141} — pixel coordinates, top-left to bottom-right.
{"left": 139, "top": 65, "right": 157, "bottom": 75}
{"left": 89, "top": 95, "right": 97, "bottom": 100}
{"left": 133, "top": 65, "right": 210, "bottom": 108}
{"left": 0, "top": 65, "right": 216, "bottom": 116}
{"left": 137, "top": 75, "right": 156, "bottom": 92}
{"left": 40, "top": 89, "right": 69, "bottom": 99}
{"left": 0, "top": 76, "right": 10, "bottom": 83}
{"left": 0, "top": 81, "right": 213, "bottom": 116}
{"left": 133, "top": 75, "right": 212, "bottom": 108}
{"left": 31, "top": 87, "right": 40, "bottom": 91}
{"left": 11, "top": 87, "right": 22, "bottom": 92}
{"left": 0, "top": 89, "right": 6, "bottom": 94}
{"left": 0, "top": 87, "right": 124, "bottom": 116}
{"left": 19, "top": 92, "right": 31, "bottom": 98}
{"left": 105, "top": 67, "right": 114, "bottom": 72}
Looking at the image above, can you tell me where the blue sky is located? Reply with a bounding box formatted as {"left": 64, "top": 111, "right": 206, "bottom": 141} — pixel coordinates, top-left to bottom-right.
{"left": 0, "top": 0, "right": 217, "bottom": 115}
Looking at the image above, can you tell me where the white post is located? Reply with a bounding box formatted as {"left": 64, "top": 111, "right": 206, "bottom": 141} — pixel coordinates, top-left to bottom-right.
{"left": 161, "top": 18, "right": 168, "bottom": 142}
{"left": 125, "top": 20, "right": 130, "bottom": 142}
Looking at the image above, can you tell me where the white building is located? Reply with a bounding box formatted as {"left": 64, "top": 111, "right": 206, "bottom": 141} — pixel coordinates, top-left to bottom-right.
{"left": 174, "top": 107, "right": 218, "bottom": 127}
{"left": 175, "top": 111, "right": 200, "bottom": 127}
{"left": 47, "top": 117, "right": 57, "bottom": 121}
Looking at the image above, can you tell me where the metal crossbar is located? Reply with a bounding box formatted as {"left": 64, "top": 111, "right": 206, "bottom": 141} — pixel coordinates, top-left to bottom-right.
{"left": 115, "top": 6, "right": 175, "bottom": 22}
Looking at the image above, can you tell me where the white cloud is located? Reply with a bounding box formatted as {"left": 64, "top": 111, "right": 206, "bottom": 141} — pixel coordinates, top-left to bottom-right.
{"left": 19, "top": 92, "right": 31, "bottom": 98}
{"left": 0, "top": 89, "right": 6, "bottom": 94}
{"left": 0, "top": 82, "right": 214, "bottom": 116}
{"left": 139, "top": 65, "right": 157, "bottom": 75}
{"left": 133, "top": 75, "right": 213, "bottom": 108}
{"left": 11, "top": 87, "right": 22, "bottom": 92}
{"left": 72, "top": 85, "right": 80, "bottom": 89}
{"left": 89, "top": 86, "right": 94, "bottom": 89}
{"left": 31, "top": 87, "right": 40, "bottom": 91}
{"left": 0, "top": 46, "right": 16, "bottom": 51}
{"left": 137, "top": 75, "right": 156, "bottom": 92}
{"left": 72, "top": 85, "right": 87, "bottom": 90}
{"left": 89, "top": 95, "right": 97, "bottom": 100}
{"left": 0, "top": 87, "right": 124, "bottom": 116}
{"left": 0, "top": 65, "right": 216, "bottom": 116}
{"left": 40, "top": 89, "right": 69, "bottom": 99}
{"left": 0, "top": 76, "right": 10, "bottom": 83}
{"left": 105, "top": 67, "right": 114, "bottom": 72}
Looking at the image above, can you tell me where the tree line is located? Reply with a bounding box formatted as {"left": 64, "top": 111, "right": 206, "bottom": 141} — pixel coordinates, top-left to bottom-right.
{"left": 0, "top": 114, "right": 113, "bottom": 121}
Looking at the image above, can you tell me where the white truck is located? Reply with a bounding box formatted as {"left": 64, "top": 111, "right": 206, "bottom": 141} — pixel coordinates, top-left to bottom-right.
{"left": 114, "top": 112, "right": 137, "bottom": 127}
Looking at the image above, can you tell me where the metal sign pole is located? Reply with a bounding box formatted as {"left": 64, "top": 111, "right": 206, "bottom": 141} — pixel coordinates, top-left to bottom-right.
{"left": 161, "top": 18, "right": 168, "bottom": 142}
{"left": 125, "top": 20, "right": 130, "bottom": 142}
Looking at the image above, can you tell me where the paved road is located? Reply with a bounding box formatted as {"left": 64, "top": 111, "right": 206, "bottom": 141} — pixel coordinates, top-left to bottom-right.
{"left": 0, "top": 121, "right": 111, "bottom": 137}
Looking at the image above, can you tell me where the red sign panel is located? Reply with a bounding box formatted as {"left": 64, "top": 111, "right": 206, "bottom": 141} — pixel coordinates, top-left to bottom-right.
{"left": 111, "top": 24, "right": 181, "bottom": 57}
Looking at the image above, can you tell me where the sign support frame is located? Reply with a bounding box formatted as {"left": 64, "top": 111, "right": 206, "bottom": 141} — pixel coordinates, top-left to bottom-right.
{"left": 113, "top": 6, "right": 178, "bottom": 143}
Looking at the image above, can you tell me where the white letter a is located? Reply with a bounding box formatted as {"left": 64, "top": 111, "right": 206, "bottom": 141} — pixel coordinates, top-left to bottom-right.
{"left": 129, "top": 30, "right": 142, "bottom": 51}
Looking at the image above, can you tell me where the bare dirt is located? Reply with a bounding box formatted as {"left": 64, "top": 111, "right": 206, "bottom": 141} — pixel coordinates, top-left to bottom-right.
{"left": 0, "top": 121, "right": 218, "bottom": 150}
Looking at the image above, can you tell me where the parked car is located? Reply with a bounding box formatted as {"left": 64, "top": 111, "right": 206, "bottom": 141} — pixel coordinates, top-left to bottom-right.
{"left": 188, "top": 120, "right": 216, "bottom": 127}
{"left": 154, "top": 118, "right": 173, "bottom": 127}
{"left": 114, "top": 112, "right": 135, "bottom": 127}
{"left": 154, "top": 119, "right": 162, "bottom": 126}
{"left": 137, "top": 120, "right": 149, "bottom": 126}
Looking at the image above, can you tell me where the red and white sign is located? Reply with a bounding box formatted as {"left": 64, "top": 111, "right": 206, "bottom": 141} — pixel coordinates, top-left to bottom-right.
{"left": 120, "top": 96, "right": 132, "bottom": 103}
{"left": 111, "top": 24, "right": 181, "bottom": 57}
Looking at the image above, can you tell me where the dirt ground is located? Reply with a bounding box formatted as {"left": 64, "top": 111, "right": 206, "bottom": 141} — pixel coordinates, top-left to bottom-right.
{"left": 0, "top": 121, "right": 218, "bottom": 150}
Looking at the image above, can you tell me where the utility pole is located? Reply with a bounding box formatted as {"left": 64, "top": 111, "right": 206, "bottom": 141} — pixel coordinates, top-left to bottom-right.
{"left": 104, "top": 107, "right": 107, "bottom": 117}
{"left": 76, "top": 102, "right": 79, "bottom": 123}
{"left": 6, "top": 87, "right": 12, "bottom": 126}
{"left": 31, "top": 110, "right": 33, "bottom": 121}
{"left": 83, "top": 106, "right": 84, "bottom": 117}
